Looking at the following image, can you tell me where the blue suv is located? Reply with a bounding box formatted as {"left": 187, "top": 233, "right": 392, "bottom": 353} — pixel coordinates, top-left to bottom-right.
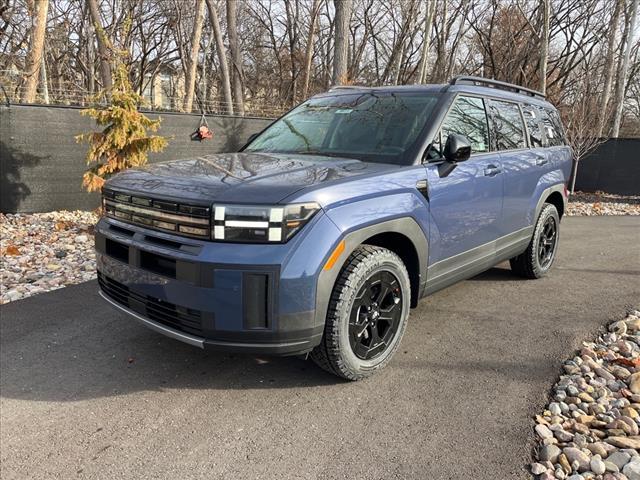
{"left": 96, "top": 76, "right": 572, "bottom": 380}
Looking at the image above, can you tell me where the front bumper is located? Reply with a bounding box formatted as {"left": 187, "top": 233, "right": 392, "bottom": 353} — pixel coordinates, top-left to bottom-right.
{"left": 95, "top": 216, "right": 334, "bottom": 355}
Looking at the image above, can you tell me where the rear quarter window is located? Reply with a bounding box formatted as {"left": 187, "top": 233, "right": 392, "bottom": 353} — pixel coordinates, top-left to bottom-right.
{"left": 488, "top": 99, "right": 527, "bottom": 150}
{"left": 538, "top": 107, "right": 566, "bottom": 147}
{"left": 522, "top": 105, "right": 544, "bottom": 148}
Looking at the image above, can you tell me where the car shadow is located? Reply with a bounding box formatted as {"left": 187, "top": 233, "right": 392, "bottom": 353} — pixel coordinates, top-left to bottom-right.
{"left": 0, "top": 282, "right": 344, "bottom": 403}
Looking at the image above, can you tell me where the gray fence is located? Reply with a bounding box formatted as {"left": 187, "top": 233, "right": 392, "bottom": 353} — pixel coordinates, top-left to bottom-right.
{"left": 575, "top": 139, "right": 640, "bottom": 196}
{"left": 1, "top": 104, "right": 272, "bottom": 213}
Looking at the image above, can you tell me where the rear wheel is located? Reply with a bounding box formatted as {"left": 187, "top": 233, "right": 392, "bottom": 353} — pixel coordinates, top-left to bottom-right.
{"left": 311, "top": 245, "right": 410, "bottom": 381}
{"left": 510, "top": 203, "right": 560, "bottom": 279}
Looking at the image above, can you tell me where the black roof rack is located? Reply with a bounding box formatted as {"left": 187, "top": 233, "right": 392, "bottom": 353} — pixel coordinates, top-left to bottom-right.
{"left": 328, "top": 85, "right": 372, "bottom": 92}
{"left": 449, "top": 76, "right": 545, "bottom": 99}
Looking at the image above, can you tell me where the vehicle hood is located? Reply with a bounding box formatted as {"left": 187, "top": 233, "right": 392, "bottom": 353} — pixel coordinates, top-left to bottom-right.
{"left": 105, "top": 152, "right": 398, "bottom": 205}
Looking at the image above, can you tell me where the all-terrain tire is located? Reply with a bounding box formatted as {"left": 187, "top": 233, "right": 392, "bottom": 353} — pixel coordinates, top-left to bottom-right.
{"left": 310, "top": 245, "right": 411, "bottom": 381}
{"left": 510, "top": 203, "right": 560, "bottom": 279}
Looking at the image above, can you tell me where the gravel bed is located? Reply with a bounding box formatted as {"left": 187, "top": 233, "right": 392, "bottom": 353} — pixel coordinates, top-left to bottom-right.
{"left": 1, "top": 211, "right": 98, "bottom": 304}
{"left": 530, "top": 310, "right": 640, "bottom": 480}
{"left": 568, "top": 192, "right": 640, "bottom": 216}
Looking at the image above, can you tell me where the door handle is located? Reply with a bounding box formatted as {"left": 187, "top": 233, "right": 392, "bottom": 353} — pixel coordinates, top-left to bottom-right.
{"left": 483, "top": 165, "right": 501, "bottom": 177}
{"left": 536, "top": 158, "right": 549, "bottom": 166}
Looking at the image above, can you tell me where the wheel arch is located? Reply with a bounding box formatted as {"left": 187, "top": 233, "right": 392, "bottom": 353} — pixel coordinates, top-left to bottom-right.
{"left": 361, "top": 231, "right": 421, "bottom": 308}
{"left": 314, "top": 217, "right": 428, "bottom": 327}
{"left": 534, "top": 183, "right": 567, "bottom": 222}
{"left": 545, "top": 191, "right": 565, "bottom": 218}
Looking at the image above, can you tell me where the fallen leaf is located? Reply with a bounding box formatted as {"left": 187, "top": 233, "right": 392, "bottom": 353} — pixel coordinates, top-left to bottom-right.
{"left": 55, "top": 221, "right": 71, "bottom": 231}
{"left": 4, "top": 245, "right": 20, "bottom": 256}
{"left": 613, "top": 357, "right": 640, "bottom": 368}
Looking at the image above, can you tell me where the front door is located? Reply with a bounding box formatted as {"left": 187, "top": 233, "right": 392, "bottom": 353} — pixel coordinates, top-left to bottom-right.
{"left": 424, "top": 95, "right": 504, "bottom": 290}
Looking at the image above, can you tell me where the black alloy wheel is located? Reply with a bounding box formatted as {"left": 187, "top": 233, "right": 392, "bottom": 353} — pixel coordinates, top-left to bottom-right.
{"left": 349, "top": 271, "right": 403, "bottom": 360}
{"left": 537, "top": 215, "right": 557, "bottom": 269}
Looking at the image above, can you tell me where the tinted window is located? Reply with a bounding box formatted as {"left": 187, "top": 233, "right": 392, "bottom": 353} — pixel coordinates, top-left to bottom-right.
{"left": 246, "top": 92, "right": 439, "bottom": 165}
{"left": 522, "top": 105, "right": 544, "bottom": 148}
{"left": 439, "top": 95, "right": 489, "bottom": 154}
{"left": 488, "top": 100, "right": 526, "bottom": 150}
{"left": 538, "top": 107, "right": 565, "bottom": 147}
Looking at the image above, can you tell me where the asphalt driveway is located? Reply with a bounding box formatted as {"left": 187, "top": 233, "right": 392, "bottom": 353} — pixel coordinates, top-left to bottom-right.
{"left": 1, "top": 216, "right": 639, "bottom": 480}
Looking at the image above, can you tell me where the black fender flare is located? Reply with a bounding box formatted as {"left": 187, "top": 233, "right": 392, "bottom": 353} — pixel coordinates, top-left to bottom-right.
{"left": 313, "top": 217, "right": 428, "bottom": 328}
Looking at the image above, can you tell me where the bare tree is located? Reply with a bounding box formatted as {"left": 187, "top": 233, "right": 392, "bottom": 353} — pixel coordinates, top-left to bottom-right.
{"left": 183, "top": 0, "right": 206, "bottom": 112}
{"left": 333, "top": 0, "right": 352, "bottom": 85}
{"left": 539, "top": 0, "right": 550, "bottom": 94}
{"left": 612, "top": 0, "right": 639, "bottom": 138}
{"left": 87, "top": 0, "right": 112, "bottom": 91}
{"left": 21, "top": 0, "right": 49, "bottom": 102}
{"left": 596, "top": 0, "right": 623, "bottom": 138}
{"left": 302, "top": 0, "right": 322, "bottom": 98}
{"left": 205, "top": 0, "right": 234, "bottom": 114}
{"left": 417, "top": 0, "right": 436, "bottom": 84}
{"left": 226, "top": 0, "right": 245, "bottom": 115}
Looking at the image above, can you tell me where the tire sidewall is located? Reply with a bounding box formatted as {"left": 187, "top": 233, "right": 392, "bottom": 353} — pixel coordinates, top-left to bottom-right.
{"left": 334, "top": 254, "right": 410, "bottom": 374}
{"left": 532, "top": 204, "right": 560, "bottom": 275}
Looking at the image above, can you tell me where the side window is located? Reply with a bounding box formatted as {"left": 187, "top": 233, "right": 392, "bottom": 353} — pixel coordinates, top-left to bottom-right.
{"left": 437, "top": 95, "right": 490, "bottom": 155}
{"left": 549, "top": 109, "right": 566, "bottom": 145}
{"left": 488, "top": 100, "right": 527, "bottom": 150}
{"left": 522, "top": 105, "right": 544, "bottom": 148}
{"left": 538, "top": 107, "right": 564, "bottom": 147}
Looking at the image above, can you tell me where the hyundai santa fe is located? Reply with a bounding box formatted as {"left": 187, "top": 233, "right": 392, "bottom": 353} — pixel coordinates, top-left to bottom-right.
{"left": 95, "top": 76, "right": 572, "bottom": 380}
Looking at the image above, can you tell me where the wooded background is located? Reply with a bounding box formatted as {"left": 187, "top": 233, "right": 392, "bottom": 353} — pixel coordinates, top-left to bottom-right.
{"left": 1, "top": 0, "right": 639, "bottom": 150}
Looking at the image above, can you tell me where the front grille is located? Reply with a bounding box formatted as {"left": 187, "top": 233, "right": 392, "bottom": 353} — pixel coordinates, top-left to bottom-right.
{"left": 98, "top": 271, "right": 203, "bottom": 336}
{"left": 103, "top": 189, "right": 211, "bottom": 239}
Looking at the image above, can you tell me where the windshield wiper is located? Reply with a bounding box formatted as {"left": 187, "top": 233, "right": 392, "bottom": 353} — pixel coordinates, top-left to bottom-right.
{"left": 292, "top": 150, "right": 353, "bottom": 159}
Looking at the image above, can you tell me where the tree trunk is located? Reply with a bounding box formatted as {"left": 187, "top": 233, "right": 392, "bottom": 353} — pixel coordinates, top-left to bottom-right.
{"left": 21, "top": 0, "right": 49, "bottom": 103}
{"left": 284, "top": 0, "right": 299, "bottom": 105}
{"left": 86, "top": 8, "right": 95, "bottom": 96}
{"left": 302, "top": 0, "right": 322, "bottom": 99}
{"left": 332, "top": 0, "right": 352, "bottom": 85}
{"left": 40, "top": 55, "right": 49, "bottom": 103}
{"left": 87, "top": 0, "right": 112, "bottom": 91}
{"left": 206, "top": 0, "right": 234, "bottom": 115}
{"left": 226, "top": 0, "right": 245, "bottom": 115}
{"left": 539, "top": 0, "right": 550, "bottom": 94}
{"left": 596, "top": 0, "right": 623, "bottom": 138}
{"left": 417, "top": 0, "right": 436, "bottom": 84}
{"left": 183, "top": 0, "right": 206, "bottom": 112}
{"left": 611, "top": 0, "right": 637, "bottom": 138}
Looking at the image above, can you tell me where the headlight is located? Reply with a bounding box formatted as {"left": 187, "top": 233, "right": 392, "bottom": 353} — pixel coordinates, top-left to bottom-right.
{"left": 212, "top": 203, "right": 320, "bottom": 243}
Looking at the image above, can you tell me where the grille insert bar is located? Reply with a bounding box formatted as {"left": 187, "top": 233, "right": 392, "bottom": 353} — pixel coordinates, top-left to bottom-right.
{"left": 103, "top": 189, "right": 211, "bottom": 239}
{"left": 98, "top": 272, "right": 203, "bottom": 336}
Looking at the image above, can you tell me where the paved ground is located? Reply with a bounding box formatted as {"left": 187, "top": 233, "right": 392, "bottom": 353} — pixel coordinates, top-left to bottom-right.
{"left": 1, "top": 216, "right": 639, "bottom": 480}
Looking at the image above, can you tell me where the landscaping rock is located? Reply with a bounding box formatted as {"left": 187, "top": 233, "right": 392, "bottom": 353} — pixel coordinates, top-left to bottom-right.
{"left": 0, "top": 211, "right": 98, "bottom": 304}
{"left": 566, "top": 192, "right": 640, "bottom": 216}
{"left": 530, "top": 311, "right": 640, "bottom": 479}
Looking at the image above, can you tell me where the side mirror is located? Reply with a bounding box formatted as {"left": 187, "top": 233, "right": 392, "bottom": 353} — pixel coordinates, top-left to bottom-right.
{"left": 443, "top": 133, "right": 471, "bottom": 163}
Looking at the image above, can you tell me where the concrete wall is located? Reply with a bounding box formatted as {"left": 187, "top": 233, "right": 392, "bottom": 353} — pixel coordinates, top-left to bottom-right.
{"left": 1, "top": 104, "right": 272, "bottom": 213}
{"left": 574, "top": 139, "right": 640, "bottom": 196}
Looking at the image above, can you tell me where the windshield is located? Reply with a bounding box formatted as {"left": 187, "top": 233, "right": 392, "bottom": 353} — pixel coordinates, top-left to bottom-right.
{"left": 245, "top": 92, "right": 439, "bottom": 165}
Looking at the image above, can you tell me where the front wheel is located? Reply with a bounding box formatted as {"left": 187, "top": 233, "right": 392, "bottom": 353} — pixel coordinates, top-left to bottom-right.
{"left": 311, "top": 245, "right": 410, "bottom": 381}
{"left": 510, "top": 203, "right": 560, "bottom": 279}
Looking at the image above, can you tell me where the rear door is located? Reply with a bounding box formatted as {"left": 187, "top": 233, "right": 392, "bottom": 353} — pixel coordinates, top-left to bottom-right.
{"left": 424, "top": 95, "right": 504, "bottom": 286}
{"left": 490, "top": 100, "right": 548, "bottom": 234}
